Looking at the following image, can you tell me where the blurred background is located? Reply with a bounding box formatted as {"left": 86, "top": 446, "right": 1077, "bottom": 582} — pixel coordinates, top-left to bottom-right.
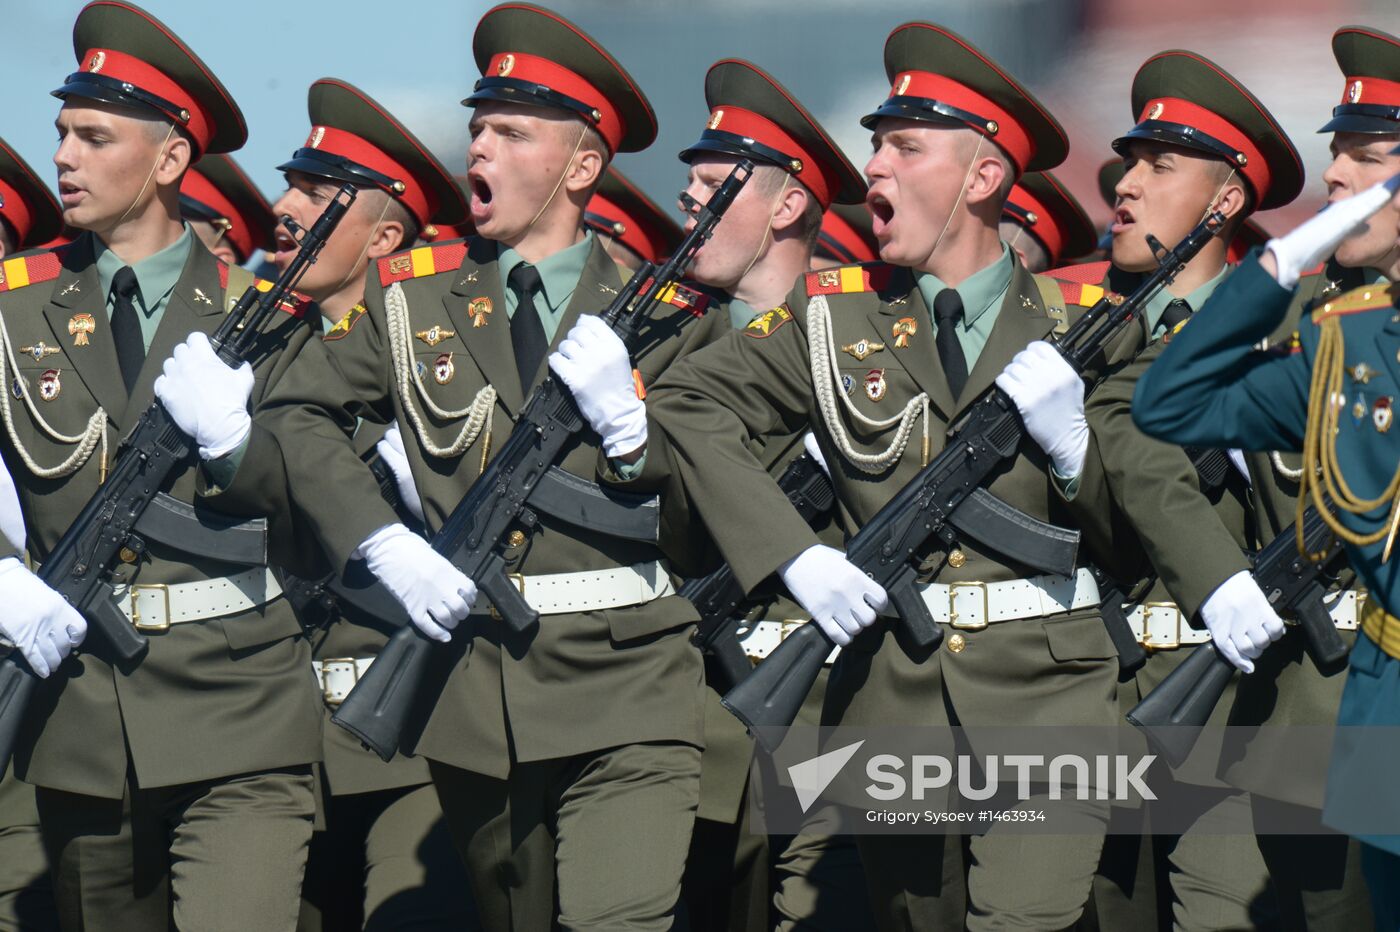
{"left": 8, "top": 0, "right": 1400, "bottom": 247}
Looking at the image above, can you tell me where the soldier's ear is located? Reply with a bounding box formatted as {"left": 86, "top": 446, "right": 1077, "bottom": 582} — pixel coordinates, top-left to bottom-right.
{"left": 367, "top": 218, "right": 408, "bottom": 260}
{"left": 1213, "top": 177, "right": 1250, "bottom": 224}
{"left": 770, "top": 181, "right": 809, "bottom": 235}
{"left": 965, "top": 151, "right": 1010, "bottom": 207}
{"left": 564, "top": 145, "right": 605, "bottom": 197}
{"left": 155, "top": 134, "right": 193, "bottom": 188}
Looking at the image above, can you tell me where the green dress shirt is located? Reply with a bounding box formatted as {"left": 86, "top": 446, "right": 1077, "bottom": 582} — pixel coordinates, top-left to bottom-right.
{"left": 95, "top": 224, "right": 194, "bottom": 352}
{"left": 497, "top": 232, "right": 595, "bottom": 342}
{"left": 914, "top": 242, "right": 1014, "bottom": 372}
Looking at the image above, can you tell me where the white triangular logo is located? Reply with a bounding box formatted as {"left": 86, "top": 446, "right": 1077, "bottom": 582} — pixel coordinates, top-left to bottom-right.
{"left": 787, "top": 740, "right": 865, "bottom": 813}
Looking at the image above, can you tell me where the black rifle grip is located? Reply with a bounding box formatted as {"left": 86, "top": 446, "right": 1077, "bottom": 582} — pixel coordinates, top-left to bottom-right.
{"left": 1125, "top": 642, "right": 1233, "bottom": 767}
{"left": 887, "top": 571, "right": 942, "bottom": 651}
{"left": 1100, "top": 590, "right": 1148, "bottom": 675}
{"left": 1294, "top": 588, "right": 1350, "bottom": 669}
{"left": 479, "top": 569, "right": 538, "bottom": 633}
{"left": 89, "top": 593, "right": 148, "bottom": 663}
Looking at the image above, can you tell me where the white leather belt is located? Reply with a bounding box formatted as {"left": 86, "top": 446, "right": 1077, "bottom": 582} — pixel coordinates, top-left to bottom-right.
{"left": 313, "top": 657, "right": 375, "bottom": 706}
{"left": 740, "top": 621, "right": 840, "bottom": 665}
{"left": 1126, "top": 589, "right": 1363, "bottom": 650}
{"left": 918, "top": 568, "right": 1102, "bottom": 630}
{"left": 113, "top": 567, "right": 284, "bottom": 632}
{"left": 493, "top": 561, "right": 674, "bottom": 617}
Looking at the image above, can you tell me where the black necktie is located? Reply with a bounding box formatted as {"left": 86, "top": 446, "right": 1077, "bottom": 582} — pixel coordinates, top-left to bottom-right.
{"left": 508, "top": 263, "right": 548, "bottom": 394}
{"left": 110, "top": 266, "right": 145, "bottom": 392}
{"left": 1161, "top": 298, "right": 1192, "bottom": 333}
{"left": 932, "top": 288, "right": 968, "bottom": 399}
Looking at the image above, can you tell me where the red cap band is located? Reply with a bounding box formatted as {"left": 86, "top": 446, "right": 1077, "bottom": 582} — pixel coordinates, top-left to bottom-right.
{"left": 704, "top": 106, "right": 836, "bottom": 208}
{"left": 305, "top": 125, "right": 433, "bottom": 224}
{"left": 1003, "top": 183, "right": 1066, "bottom": 266}
{"left": 0, "top": 179, "right": 34, "bottom": 247}
{"left": 890, "top": 71, "right": 1033, "bottom": 173}
{"left": 1136, "top": 96, "right": 1268, "bottom": 203}
{"left": 79, "top": 47, "right": 210, "bottom": 151}
{"left": 587, "top": 193, "right": 670, "bottom": 263}
{"left": 484, "top": 51, "right": 622, "bottom": 154}
{"left": 180, "top": 169, "right": 252, "bottom": 261}
{"left": 1340, "top": 75, "right": 1400, "bottom": 108}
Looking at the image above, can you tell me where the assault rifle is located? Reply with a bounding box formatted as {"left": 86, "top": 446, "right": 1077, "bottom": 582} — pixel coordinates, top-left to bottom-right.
{"left": 722, "top": 211, "right": 1228, "bottom": 748}
{"left": 331, "top": 160, "right": 757, "bottom": 762}
{"left": 0, "top": 185, "right": 358, "bottom": 769}
{"left": 1126, "top": 503, "right": 1351, "bottom": 766}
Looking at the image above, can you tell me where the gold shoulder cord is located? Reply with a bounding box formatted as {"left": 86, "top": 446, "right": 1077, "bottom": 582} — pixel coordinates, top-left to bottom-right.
{"left": 1298, "top": 315, "right": 1400, "bottom": 561}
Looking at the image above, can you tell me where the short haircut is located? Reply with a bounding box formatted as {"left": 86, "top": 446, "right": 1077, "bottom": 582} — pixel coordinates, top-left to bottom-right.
{"left": 754, "top": 163, "right": 824, "bottom": 253}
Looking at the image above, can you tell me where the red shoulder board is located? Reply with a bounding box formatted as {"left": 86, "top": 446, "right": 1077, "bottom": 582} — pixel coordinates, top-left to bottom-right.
{"left": 0, "top": 249, "right": 65, "bottom": 294}
{"left": 215, "top": 263, "right": 313, "bottom": 317}
{"left": 1300, "top": 261, "right": 1328, "bottom": 279}
{"left": 377, "top": 241, "right": 470, "bottom": 287}
{"left": 653, "top": 281, "right": 712, "bottom": 317}
{"left": 1310, "top": 282, "right": 1400, "bottom": 324}
{"left": 804, "top": 263, "right": 895, "bottom": 297}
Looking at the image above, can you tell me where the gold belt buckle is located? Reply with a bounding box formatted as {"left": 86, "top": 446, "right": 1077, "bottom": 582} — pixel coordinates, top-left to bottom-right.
{"left": 1141, "top": 601, "right": 1181, "bottom": 650}
{"left": 319, "top": 657, "right": 357, "bottom": 707}
{"left": 488, "top": 573, "right": 528, "bottom": 621}
{"left": 948, "top": 581, "right": 989, "bottom": 630}
{"left": 129, "top": 583, "right": 172, "bottom": 632}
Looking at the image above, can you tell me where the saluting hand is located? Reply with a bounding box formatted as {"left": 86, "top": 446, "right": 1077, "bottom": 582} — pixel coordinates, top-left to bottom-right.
{"left": 996, "top": 341, "right": 1089, "bottom": 480}
{"left": 153, "top": 333, "right": 254, "bottom": 460}
{"left": 549, "top": 316, "right": 647, "bottom": 459}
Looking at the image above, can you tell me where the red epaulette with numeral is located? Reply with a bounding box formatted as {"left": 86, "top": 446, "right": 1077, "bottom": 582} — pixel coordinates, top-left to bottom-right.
{"left": 0, "top": 247, "right": 68, "bottom": 294}
{"left": 804, "top": 262, "right": 896, "bottom": 297}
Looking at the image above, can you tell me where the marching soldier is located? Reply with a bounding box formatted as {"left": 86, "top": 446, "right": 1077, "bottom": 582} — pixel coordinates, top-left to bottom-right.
{"left": 179, "top": 153, "right": 276, "bottom": 267}
{"left": 664, "top": 58, "right": 875, "bottom": 932}
{"left": 0, "top": 2, "right": 328, "bottom": 928}
{"left": 649, "top": 21, "right": 1127, "bottom": 929}
{"left": 813, "top": 202, "right": 879, "bottom": 268}
{"left": 0, "top": 136, "right": 62, "bottom": 932}
{"left": 261, "top": 79, "right": 477, "bottom": 930}
{"left": 584, "top": 167, "right": 681, "bottom": 271}
{"left": 245, "top": 3, "right": 734, "bottom": 927}
{"left": 999, "top": 170, "right": 1096, "bottom": 273}
{"left": 1129, "top": 128, "right": 1400, "bottom": 930}
{"left": 1052, "top": 49, "right": 1302, "bottom": 929}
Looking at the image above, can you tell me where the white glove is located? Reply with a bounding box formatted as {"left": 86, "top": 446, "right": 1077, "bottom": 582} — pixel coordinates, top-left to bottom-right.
{"left": 376, "top": 423, "right": 425, "bottom": 523}
{"left": 153, "top": 333, "right": 253, "bottom": 460}
{"left": 1199, "top": 570, "right": 1286, "bottom": 674}
{"left": 803, "top": 432, "right": 830, "bottom": 476}
{"left": 779, "top": 544, "right": 888, "bottom": 647}
{"left": 995, "top": 341, "right": 1089, "bottom": 478}
{"left": 548, "top": 316, "right": 646, "bottom": 458}
{"left": 0, "top": 558, "right": 86, "bottom": 677}
{"left": 1266, "top": 174, "right": 1400, "bottom": 288}
{"left": 354, "top": 524, "right": 476, "bottom": 643}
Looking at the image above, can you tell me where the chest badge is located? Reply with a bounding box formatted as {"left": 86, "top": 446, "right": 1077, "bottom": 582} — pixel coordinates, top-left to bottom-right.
{"left": 468, "top": 297, "right": 493, "bottom": 328}
{"left": 841, "top": 338, "right": 886, "bottom": 362}
{"left": 1375, "top": 396, "right": 1394, "bottom": 434}
{"left": 892, "top": 316, "right": 917, "bottom": 348}
{"left": 68, "top": 313, "right": 95, "bottom": 346}
{"left": 864, "top": 368, "right": 887, "bottom": 402}
{"left": 37, "top": 369, "right": 61, "bottom": 401}
{"left": 59, "top": 281, "right": 81, "bottom": 297}
{"left": 20, "top": 342, "right": 59, "bottom": 362}
{"left": 416, "top": 324, "right": 456, "bottom": 347}
{"left": 1353, "top": 392, "right": 1369, "bottom": 426}
{"left": 433, "top": 352, "right": 455, "bottom": 385}
{"left": 192, "top": 287, "right": 214, "bottom": 306}
{"left": 1349, "top": 361, "right": 1377, "bottom": 385}
{"left": 841, "top": 373, "right": 855, "bottom": 395}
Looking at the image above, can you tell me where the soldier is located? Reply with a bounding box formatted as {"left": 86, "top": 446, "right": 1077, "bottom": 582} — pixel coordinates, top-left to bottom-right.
{"left": 179, "top": 153, "right": 276, "bottom": 267}
{"left": 245, "top": 3, "right": 731, "bottom": 927}
{"left": 261, "top": 79, "right": 476, "bottom": 931}
{"left": 1050, "top": 50, "right": 1308, "bottom": 929}
{"left": 0, "top": 2, "right": 328, "bottom": 928}
{"left": 1129, "top": 130, "right": 1400, "bottom": 928}
{"left": 999, "top": 170, "right": 1096, "bottom": 273}
{"left": 584, "top": 167, "right": 682, "bottom": 271}
{"left": 648, "top": 21, "right": 1127, "bottom": 929}
{"left": 812, "top": 202, "right": 879, "bottom": 268}
{"left": 0, "top": 136, "right": 62, "bottom": 932}
{"left": 664, "top": 58, "right": 874, "bottom": 932}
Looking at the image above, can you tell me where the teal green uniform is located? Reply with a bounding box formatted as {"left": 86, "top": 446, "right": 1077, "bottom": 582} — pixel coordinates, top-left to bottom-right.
{"left": 1133, "top": 250, "right": 1400, "bottom": 924}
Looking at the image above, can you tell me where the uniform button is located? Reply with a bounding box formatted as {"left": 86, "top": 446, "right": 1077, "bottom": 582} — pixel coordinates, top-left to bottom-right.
{"left": 507, "top": 530, "right": 526, "bottom": 548}
{"left": 948, "top": 549, "right": 967, "bottom": 569}
{"left": 947, "top": 632, "right": 966, "bottom": 653}
{"left": 119, "top": 547, "right": 138, "bottom": 564}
